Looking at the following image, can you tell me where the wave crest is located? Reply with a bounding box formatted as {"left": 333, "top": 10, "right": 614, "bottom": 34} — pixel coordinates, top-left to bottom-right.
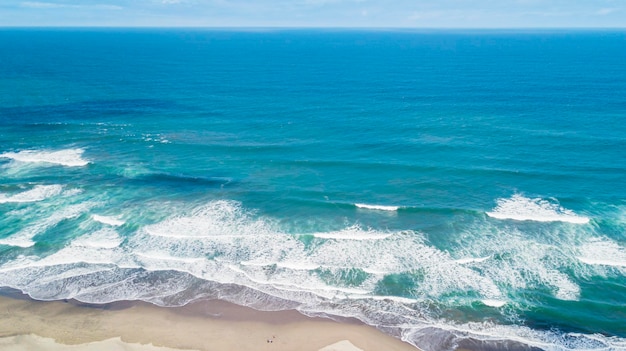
{"left": 0, "top": 148, "right": 89, "bottom": 167}
{"left": 355, "top": 203, "right": 400, "bottom": 211}
{"left": 486, "top": 194, "right": 590, "bottom": 224}
{"left": 0, "top": 185, "right": 63, "bottom": 204}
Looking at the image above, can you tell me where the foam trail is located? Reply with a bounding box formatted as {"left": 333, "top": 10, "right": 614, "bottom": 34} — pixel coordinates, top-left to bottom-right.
{"left": 72, "top": 228, "right": 124, "bottom": 249}
{"left": 481, "top": 299, "right": 507, "bottom": 307}
{"left": 486, "top": 194, "right": 589, "bottom": 224}
{"left": 92, "top": 214, "right": 125, "bottom": 226}
{"left": 312, "top": 225, "right": 393, "bottom": 240}
{"left": 0, "top": 148, "right": 89, "bottom": 167}
{"left": 455, "top": 256, "right": 490, "bottom": 264}
{"left": 404, "top": 317, "right": 626, "bottom": 351}
{"left": 0, "top": 202, "right": 96, "bottom": 248}
{"left": 355, "top": 203, "right": 400, "bottom": 211}
{"left": 0, "top": 185, "right": 63, "bottom": 203}
{"left": 1, "top": 199, "right": 619, "bottom": 351}
{"left": 577, "top": 238, "right": 626, "bottom": 267}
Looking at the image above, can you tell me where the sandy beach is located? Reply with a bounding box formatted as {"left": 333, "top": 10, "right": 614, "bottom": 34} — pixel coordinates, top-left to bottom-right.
{"left": 0, "top": 293, "right": 418, "bottom": 351}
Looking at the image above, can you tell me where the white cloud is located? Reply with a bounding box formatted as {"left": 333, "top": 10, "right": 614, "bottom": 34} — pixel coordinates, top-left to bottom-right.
{"left": 20, "top": 1, "right": 122, "bottom": 10}
{"left": 303, "top": 0, "right": 366, "bottom": 5}
{"left": 596, "top": 7, "right": 617, "bottom": 15}
{"left": 21, "top": 1, "right": 64, "bottom": 8}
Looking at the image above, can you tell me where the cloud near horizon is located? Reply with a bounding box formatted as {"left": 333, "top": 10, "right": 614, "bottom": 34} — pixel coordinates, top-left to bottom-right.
{"left": 1, "top": 0, "right": 624, "bottom": 27}
{"left": 21, "top": 1, "right": 123, "bottom": 10}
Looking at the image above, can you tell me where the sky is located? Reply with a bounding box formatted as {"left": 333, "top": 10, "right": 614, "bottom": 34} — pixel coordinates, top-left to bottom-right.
{"left": 0, "top": 0, "right": 625, "bottom": 28}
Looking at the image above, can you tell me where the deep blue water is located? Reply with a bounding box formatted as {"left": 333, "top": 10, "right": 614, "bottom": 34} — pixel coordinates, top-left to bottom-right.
{"left": 1, "top": 29, "right": 626, "bottom": 351}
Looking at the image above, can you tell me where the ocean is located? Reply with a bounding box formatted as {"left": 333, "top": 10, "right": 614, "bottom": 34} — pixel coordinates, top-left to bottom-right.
{"left": 0, "top": 28, "right": 625, "bottom": 351}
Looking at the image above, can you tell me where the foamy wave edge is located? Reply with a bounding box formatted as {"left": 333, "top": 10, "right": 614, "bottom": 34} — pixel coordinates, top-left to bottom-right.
{"left": 92, "top": 214, "right": 126, "bottom": 226}
{"left": 355, "top": 203, "right": 400, "bottom": 211}
{"left": 486, "top": 194, "right": 590, "bottom": 224}
{"left": 1, "top": 260, "right": 624, "bottom": 351}
{"left": 0, "top": 185, "right": 63, "bottom": 204}
{"left": 1, "top": 199, "right": 623, "bottom": 351}
{"left": 0, "top": 148, "right": 89, "bottom": 167}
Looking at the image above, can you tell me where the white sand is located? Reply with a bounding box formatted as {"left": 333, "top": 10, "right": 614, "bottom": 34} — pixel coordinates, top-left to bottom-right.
{"left": 0, "top": 335, "right": 198, "bottom": 351}
{"left": 0, "top": 295, "right": 419, "bottom": 351}
{"left": 319, "top": 340, "right": 364, "bottom": 351}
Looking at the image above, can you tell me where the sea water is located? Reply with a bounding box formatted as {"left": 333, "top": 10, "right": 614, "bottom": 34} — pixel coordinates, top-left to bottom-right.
{"left": 0, "top": 28, "right": 625, "bottom": 351}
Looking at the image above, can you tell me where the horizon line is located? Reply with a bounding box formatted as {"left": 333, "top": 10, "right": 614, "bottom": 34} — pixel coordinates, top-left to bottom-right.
{"left": 1, "top": 25, "right": 625, "bottom": 30}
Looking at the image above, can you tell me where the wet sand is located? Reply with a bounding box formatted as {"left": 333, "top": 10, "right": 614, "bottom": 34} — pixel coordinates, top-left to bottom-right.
{"left": 0, "top": 293, "right": 418, "bottom": 351}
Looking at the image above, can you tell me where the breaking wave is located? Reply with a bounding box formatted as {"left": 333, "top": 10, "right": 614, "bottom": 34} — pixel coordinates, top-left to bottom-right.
{"left": 577, "top": 238, "right": 626, "bottom": 269}
{"left": 92, "top": 214, "right": 126, "bottom": 227}
{"left": 0, "top": 199, "right": 624, "bottom": 350}
{"left": 0, "top": 148, "right": 89, "bottom": 167}
{"left": 0, "top": 185, "right": 63, "bottom": 203}
{"left": 486, "top": 194, "right": 590, "bottom": 224}
{"left": 355, "top": 203, "right": 400, "bottom": 211}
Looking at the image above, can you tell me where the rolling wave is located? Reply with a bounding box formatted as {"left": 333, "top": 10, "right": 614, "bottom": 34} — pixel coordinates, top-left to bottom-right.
{"left": 0, "top": 148, "right": 90, "bottom": 167}
{"left": 0, "top": 198, "right": 624, "bottom": 350}
{"left": 355, "top": 203, "right": 401, "bottom": 211}
{"left": 92, "top": 214, "right": 125, "bottom": 227}
{"left": 486, "top": 194, "right": 590, "bottom": 224}
{"left": 0, "top": 185, "right": 63, "bottom": 203}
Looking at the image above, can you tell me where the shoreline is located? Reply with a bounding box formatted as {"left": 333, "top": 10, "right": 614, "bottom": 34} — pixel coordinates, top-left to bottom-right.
{"left": 0, "top": 292, "right": 418, "bottom": 351}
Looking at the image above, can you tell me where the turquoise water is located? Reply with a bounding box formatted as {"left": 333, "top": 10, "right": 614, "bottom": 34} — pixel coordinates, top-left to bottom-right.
{"left": 1, "top": 29, "right": 625, "bottom": 351}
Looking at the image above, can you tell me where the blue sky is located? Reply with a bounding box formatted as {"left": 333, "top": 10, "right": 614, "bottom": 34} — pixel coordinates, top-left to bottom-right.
{"left": 1, "top": 0, "right": 624, "bottom": 27}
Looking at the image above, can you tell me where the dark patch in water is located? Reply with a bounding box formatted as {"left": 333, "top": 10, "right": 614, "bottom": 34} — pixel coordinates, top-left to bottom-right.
{"left": 136, "top": 172, "right": 235, "bottom": 189}
{"left": 0, "top": 99, "right": 181, "bottom": 125}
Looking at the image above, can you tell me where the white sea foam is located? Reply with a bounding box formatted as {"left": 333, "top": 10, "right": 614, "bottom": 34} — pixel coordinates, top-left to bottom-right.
{"left": 577, "top": 257, "right": 626, "bottom": 267}
{"left": 404, "top": 317, "right": 626, "bottom": 351}
{"left": 0, "top": 184, "right": 63, "bottom": 203}
{"left": 71, "top": 228, "right": 124, "bottom": 249}
{"left": 455, "top": 256, "right": 490, "bottom": 264}
{"left": 486, "top": 194, "right": 590, "bottom": 224}
{"left": 456, "top": 223, "right": 581, "bottom": 302}
{"left": 0, "top": 198, "right": 611, "bottom": 351}
{"left": 0, "top": 230, "right": 128, "bottom": 272}
{"left": 92, "top": 214, "right": 125, "bottom": 226}
{"left": 0, "top": 198, "right": 572, "bottom": 308}
{"left": 577, "top": 238, "right": 626, "bottom": 268}
{"left": 135, "top": 252, "right": 206, "bottom": 264}
{"left": 275, "top": 261, "right": 321, "bottom": 271}
{"left": 367, "top": 295, "right": 419, "bottom": 304}
{"left": 143, "top": 200, "right": 272, "bottom": 239}
{"left": 355, "top": 203, "right": 400, "bottom": 211}
{"left": 0, "top": 202, "right": 96, "bottom": 248}
{"left": 312, "top": 226, "right": 394, "bottom": 240}
{"left": 122, "top": 203, "right": 411, "bottom": 301}
{"left": 0, "top": 148, "right": 89, "bottom": 167}
{"left": 481, "top": 299, "right": 507, "bottom": 307}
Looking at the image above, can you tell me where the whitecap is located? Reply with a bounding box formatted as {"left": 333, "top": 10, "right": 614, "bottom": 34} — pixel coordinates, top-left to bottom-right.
{"left": 92, "top": 214, "right": 125, "bottom": 226}
{"left": 0, "top": 185, "right": 63, "bottom": 204}
{"left": 142, "top": 200, "right": 272, "bottom": 239}
{"left": 135, "top": 252, "right": 206, "bottom": 264}
{"left": 486, "top": 194, "right": 589, "bottom": 224}
{"left": 71, "top": 228, "right": 124, "bottom": 249}
{"left": 454, "top": 256, "right": 490, "bottom": 264}
{"left": 355, "top": 203, "right": 400, "bottom": 211}
{"left": 312, "top": 226, "right": 393, "bottom": 240}
{"left": 481, "top": 299, "right": 507, "bottom": 307}
{"left": 0, "top": 202, "right": 96, "bottom": 248}
{"left": 577, "top": 238, "right": 626, "bottom": 268}
{"left": 0, "top": 148, "right": 89, "bottom": 167}
{"left": 276, "top": 261, "right": 320, "bottom": 271}
{"left": 367, "top": 295, "right": 419, "bottom": 304}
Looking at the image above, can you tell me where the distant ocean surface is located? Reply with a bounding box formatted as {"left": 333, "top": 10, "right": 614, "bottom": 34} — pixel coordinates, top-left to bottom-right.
{"left": 1, "top": 29, "right": 625, "bottom": 351}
